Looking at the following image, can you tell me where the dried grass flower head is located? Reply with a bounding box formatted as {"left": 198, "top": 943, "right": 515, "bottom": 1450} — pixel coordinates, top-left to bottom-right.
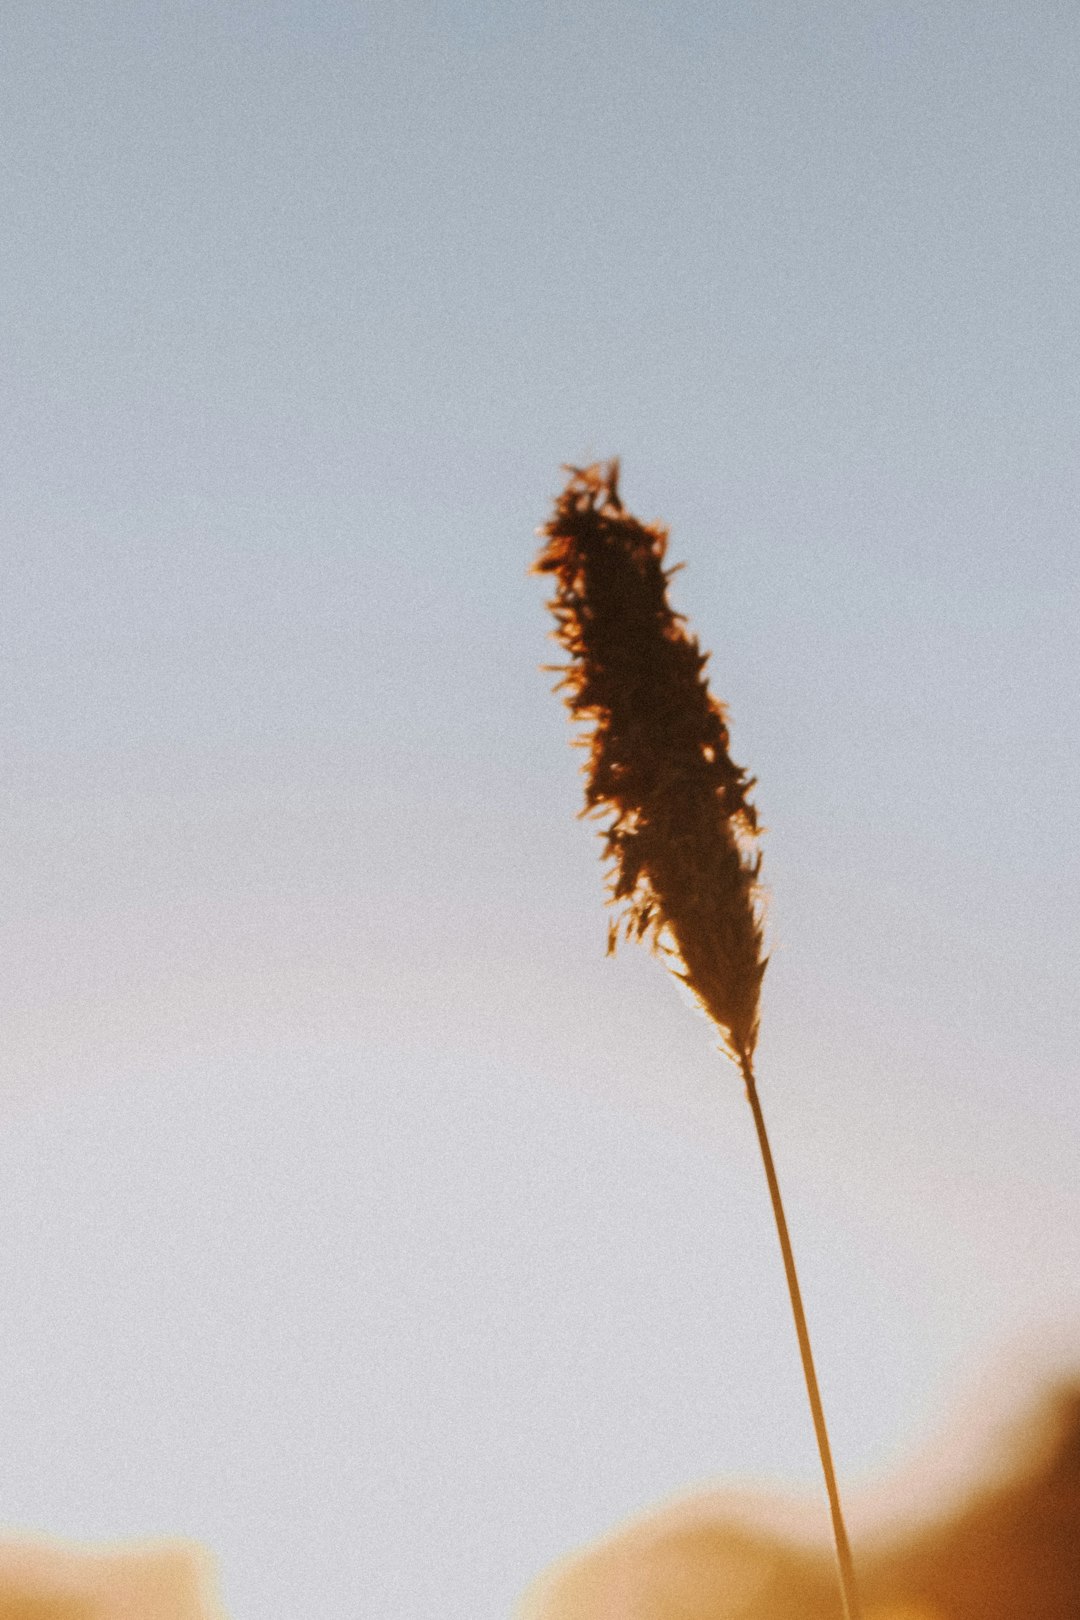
{"left": 534, "top": 460, "right": 767, "bottom": 1070}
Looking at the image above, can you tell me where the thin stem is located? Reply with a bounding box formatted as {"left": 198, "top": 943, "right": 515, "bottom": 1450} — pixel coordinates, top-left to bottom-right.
{"left": 739, "top": 1055, "right": 863, "bottom": 1620}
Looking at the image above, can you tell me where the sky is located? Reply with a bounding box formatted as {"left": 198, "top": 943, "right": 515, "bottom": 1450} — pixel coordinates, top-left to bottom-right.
{"left": 2, "top": 2, "right": 1079, "bottom": 1617}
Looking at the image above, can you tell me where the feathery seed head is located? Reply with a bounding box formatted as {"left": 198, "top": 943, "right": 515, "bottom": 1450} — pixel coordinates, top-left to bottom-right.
{"left": 534, "top": 461, "right": 767, "bottom": 1068}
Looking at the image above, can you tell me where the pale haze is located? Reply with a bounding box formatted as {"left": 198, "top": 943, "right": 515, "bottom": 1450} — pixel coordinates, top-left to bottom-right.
{"left": 2, "top": 4, "right": 1078, "bottom": 1619}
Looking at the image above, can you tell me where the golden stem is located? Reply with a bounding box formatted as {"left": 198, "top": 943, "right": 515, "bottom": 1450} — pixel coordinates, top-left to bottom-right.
{"left": 739, "top": 1055, "right": 863, "bottom": 1620}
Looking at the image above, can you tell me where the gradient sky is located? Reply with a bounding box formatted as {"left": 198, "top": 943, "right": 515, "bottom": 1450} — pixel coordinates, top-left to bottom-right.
{"left": 2, "top": 3, "right": 1079, "bottom": 1618}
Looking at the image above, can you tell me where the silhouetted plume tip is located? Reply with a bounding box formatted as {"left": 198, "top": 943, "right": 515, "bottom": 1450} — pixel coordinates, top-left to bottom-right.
{"left": 534, "top": 460, "right": 767, "bottom": 1068}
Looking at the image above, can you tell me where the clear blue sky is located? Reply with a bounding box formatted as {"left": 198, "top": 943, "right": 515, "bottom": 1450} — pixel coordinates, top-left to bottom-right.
{"left": 2, "top": 4, "right": 1079, "bottom": 1618}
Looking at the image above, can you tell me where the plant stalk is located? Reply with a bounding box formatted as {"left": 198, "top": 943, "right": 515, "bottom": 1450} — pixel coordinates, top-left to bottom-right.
{"left": 739, "top": 1056, "right": 863, "bottom": 1620}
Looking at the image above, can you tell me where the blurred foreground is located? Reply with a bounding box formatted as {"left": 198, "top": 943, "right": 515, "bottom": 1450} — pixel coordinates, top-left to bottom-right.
{"left": 3, "top": 1384, "right": 1078, "bottom": 1618}
{"left": 0, "top": 1539, "right": 224, "bottom": 1620}
{"left": 519, "top": 1382, "right": 1080, "bottom": 1620}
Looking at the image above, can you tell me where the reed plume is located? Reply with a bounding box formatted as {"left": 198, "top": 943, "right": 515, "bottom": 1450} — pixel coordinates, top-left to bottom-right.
{"left": 534, "top": 459, "right": 765, "bottom": 1067}
{"left": 534, "top": 460, "right": 863, "bottom": 1620}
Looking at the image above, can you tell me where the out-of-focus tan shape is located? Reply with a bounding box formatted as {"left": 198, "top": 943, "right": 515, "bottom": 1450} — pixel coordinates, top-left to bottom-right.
{"left": 0, "top": 1539, "right": 226, "bottom": 1620}
{"left": 520, "top": 1522, "right": 778, "bottom": 1620}
{"left": 519, "top": 1380, "right": 1080, "bottom": 1620}
{"left": 518, "top": 1504, "right": 847, "bottom": 1620}
{"left": 867, "top": 1607, "right": 944, "bottom": 1620}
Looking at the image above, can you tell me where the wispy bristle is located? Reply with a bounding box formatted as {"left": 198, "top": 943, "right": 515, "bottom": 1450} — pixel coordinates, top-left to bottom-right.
{"left": 534, "top": 461, "right": 767, "bottom": 1067}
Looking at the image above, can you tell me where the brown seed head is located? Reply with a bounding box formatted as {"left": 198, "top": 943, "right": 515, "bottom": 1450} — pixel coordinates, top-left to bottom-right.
{"left": 534, "top": 460, "right": 767, "bottom": 1068}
